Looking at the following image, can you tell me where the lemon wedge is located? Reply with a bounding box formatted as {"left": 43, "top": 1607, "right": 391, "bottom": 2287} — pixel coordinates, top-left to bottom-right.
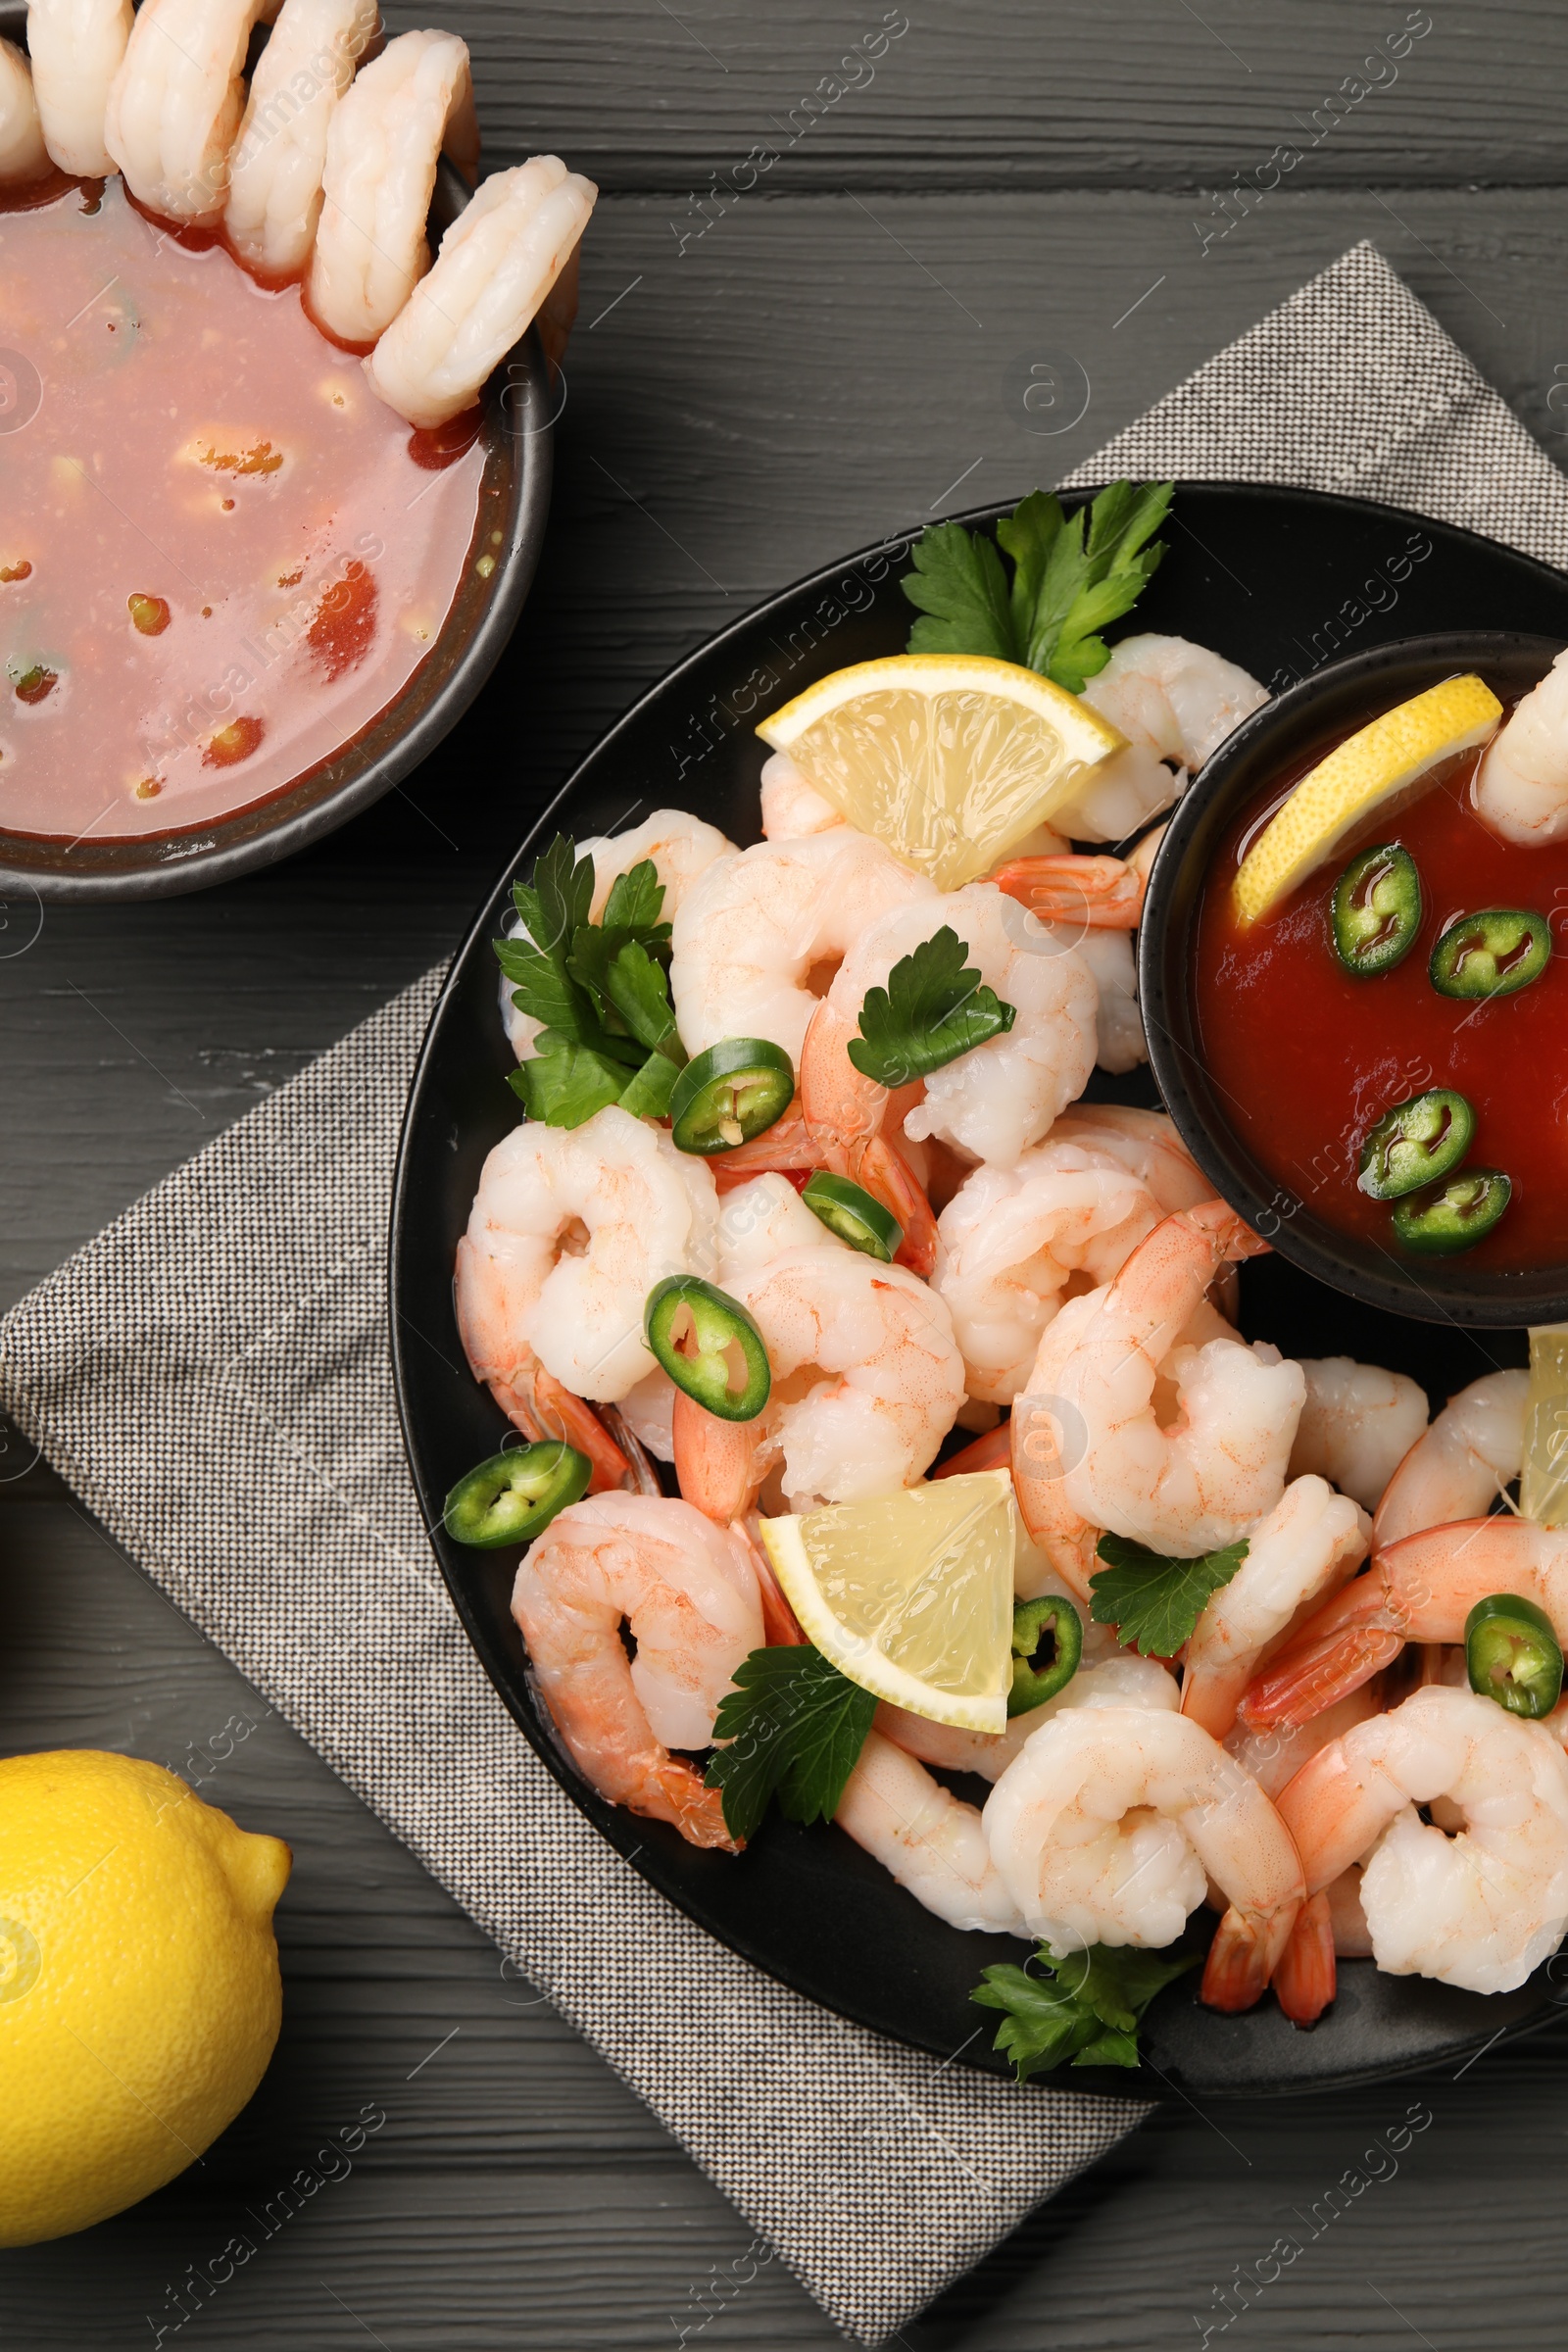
{"left": 759, "top": 1471, "right": 1015, "bottom": 1731}
{"left": 1232, "top": 673, "right": 1501, "bottom": 926}
{"left": 757, "top": 655, "right": 1125, "bottom": 890}
{"left": 1521, "top": 1325, "right": 1568, "bottom": 1527}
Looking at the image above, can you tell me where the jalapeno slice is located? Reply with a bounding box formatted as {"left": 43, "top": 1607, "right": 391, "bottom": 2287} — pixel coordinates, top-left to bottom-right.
{"left": 1356, "top": 1087, "right": 1475, "bottom": 1200}
{"left": 668, "top": 1037, "right": 795, "bottom": 1154}
{"left": 443, "top": 1440, "right": 591, "bottom": 1547}
{"left": 1390, "top": 1166, "right": 1511, "bottom": 1254}
{"left": 1006, "top": 1592, "right": 1083, "bottom": 1716}
{"left": 645, "top": 1274, "right": 771, "bottom": 1420}
{"left": 1429, "top": 906, "right": 1550, "bottom": 1001}
{"left": 800, "top": 1170, "right": 903, "bottom": 1261}
{"left": 1465, "top": 1592, "right": 1564, "bottom": 1719}
{"left": 1331, "top": 843, "right": 1423, "bottom": 976}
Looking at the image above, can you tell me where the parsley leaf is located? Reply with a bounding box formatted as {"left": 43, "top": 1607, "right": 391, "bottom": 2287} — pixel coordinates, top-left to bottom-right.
{"left": 901, "top": 479, "right": 1173, "bottom": 692}
{"left": 705, "top": 1646, "right": 877, "bottom": 1845}
{"left": 847, "top": 927, "right": 1015, "bottom": 1089}
{"left": 511, "top": 832, "right": 595, "bottom": 964}
{"left": 971, "top": 1941, "right": 1197, "bottom": 2080}
{"left": 1090, "top": 1532, "right": 1250, "bottom": 1658}
{"left": 603, "top": 940, "right": 682, "bottom": 1055}
{"left": 615, "top": 1045, "right": 681, "bottom": 1121}
{"left": 601, "top": 858, "right": 670, "bottom": 941}
{"left": 507, "top": 1034, "right": 629, "bottom": 1127}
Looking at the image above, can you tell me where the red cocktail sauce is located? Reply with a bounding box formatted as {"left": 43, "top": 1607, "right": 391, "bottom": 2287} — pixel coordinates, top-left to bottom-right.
{"left": 1193, "top": 722, "right": 1568, "bottom": 1272}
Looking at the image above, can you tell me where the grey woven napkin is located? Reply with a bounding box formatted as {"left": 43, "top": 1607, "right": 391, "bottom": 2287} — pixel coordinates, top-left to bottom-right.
{"left": 3, "top": 239, "right": 1564, "bottom": 2347}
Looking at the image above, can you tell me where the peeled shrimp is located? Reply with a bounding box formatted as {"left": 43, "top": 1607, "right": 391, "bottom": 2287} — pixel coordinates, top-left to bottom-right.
{"left": 1012, "top": 1202, "right": 1299, "bottom": 1584}
{"left": 1474, "top": 645, "right": 1568, "bottom": 846}
{"left": 1225, "top": 1684, "right": 1383, "bottom": 1801}
{"left": 614, "top": 1365, "right": 679, "bottom": 1463}
{"left": 1181, "top": 1477, "right": 1370, "bottom": 1740}
{"left": 1373, "top": 1367, "right": 1526, "bottom": 1544}
{"left": 759, "top": 750, "right": 844, "bottom": 840}
{"left": 880, "top": 1650, "right": 1178, "bottom": 1782}
{"left": 24, "top": 0, "right": 130, "bottom": 178}
{"left": 1074, "top": 929, "right": 1145, "bottom": 1072}
{"left": 1053, "top": 635, "right": 1268, "bottom": 842}
{"left": 673, "top": 1246, "right": 964, "bottom": 1514}
{"left": 307, "top": 29, "right": 478, "bottom": 346}
{"left": 512, "top": 1494, "right": 762, "bottom": 1851}
{"left": 932, "top": 1141, "right": 1161, "bottom": 1404}
{"left": 1242, "top": 1514, "right": 1568, "bottom": 1732}
{"left": 0, "top": 38, "right": 50, "bottom": 183}
{"left": 366, "top": 154, "right": 598, "bottom": 431}
{"left": 456, "top": 1104, "right": 718, "bottom": 1483}
{"left": 984, "top": 1705, "right": 1304, "bottom": 2007}
{"left": 502, "top": 809, "right": 735, "bottom": 1061}
{"left": 1276, "top": 1683, "right": 1568, "bottom": 1994}
{"left": 714, "top": 1171, "right": 848, "bottom": 1282}
{"left": 224, "top": 0, "right": 377, "bottom": 279}
{"left": 1287, "top": 1355, "right": 1431, "bottom": 1515}
{"left": 1048, "top": 1103, "right": 1211, "bottom": 1215}
{"left": 669, "top": 830, "right": 935, "bottom": 1067}
{"left": 802, "top": 884, "right": 1098, "bottom": 1173}
{"left": 834, "top": 1731, "right": 1026, "bottom": 1934}
{"left": 105, "top": 0, "right": 273, "bottom": 222}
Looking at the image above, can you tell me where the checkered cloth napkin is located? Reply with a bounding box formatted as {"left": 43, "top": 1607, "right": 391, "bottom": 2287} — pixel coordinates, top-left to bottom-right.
{"left": 4, "top": 241, "right": 1564, "bottom": 2344}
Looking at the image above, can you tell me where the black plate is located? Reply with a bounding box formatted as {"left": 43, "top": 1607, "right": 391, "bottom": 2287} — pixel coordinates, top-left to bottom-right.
{"left": 391, "top": 484, "right": 1568, "bottom": 2097}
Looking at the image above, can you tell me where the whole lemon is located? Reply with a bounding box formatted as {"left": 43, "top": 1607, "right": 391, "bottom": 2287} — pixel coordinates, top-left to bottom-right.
{"left": 0, "top": 1749, "right": 291, "bottom": 2246}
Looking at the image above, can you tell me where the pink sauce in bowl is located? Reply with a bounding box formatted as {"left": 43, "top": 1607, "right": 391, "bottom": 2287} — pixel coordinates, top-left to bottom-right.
{"left": 0, "top": 176, "right": 491, "bottom": 846}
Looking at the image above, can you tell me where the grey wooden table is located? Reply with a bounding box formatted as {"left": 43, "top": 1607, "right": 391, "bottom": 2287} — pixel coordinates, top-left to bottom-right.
{"left": 6, "top": 5, "right": 1568, "bottom": 2344}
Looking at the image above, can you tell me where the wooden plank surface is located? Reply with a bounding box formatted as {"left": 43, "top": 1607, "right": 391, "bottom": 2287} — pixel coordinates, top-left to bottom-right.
{"left": 6, "top": 15, "right": 1568, "bottom": 2348}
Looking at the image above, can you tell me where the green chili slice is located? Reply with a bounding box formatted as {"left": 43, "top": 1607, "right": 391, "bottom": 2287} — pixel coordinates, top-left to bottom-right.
{"left": 1006, "top": 1592, "right": 1083, "bottom": 1715}
{"left": 1465, "top": 1592, "right": 1564, "bottom": 1719}
{"left": 1331, "top": 843, "right": 1423, "bottom": 977}
{"left": 645, "top": 1274, "right": 771, "bottom": 1420}
{"left": 1391, "top": 1167, "right": 1511, "bottom": 1255}
{"left": 1356, "top": 1087, "right": 1475, "bottom": 1200}
{"left": 668, "top": 1037, "right": 795, "bottom": 1154}
{"left": 1429, "top": 906, "right": 1550, "bottom": 1001}
{"left": 443, "top": 1440, "right": 591, "bottom": 1547}
{"left": 801, "top": 1170, "right": 903, "bottom": 1261}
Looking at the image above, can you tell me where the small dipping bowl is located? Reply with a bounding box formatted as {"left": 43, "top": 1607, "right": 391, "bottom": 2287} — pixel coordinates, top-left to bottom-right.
{"left": 0, "top": 19, "right": 554, "bottom": 903}
{"left": 1140, "top": 629, "right": 1568, "bottom": 1327}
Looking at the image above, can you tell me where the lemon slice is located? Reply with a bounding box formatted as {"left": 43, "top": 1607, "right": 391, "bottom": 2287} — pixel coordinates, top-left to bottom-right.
{"left": 1232, "top": 673, "right": 1501, "bottom": 926}
{"left": 757, "top": 655, "right": 1125, "bottom": 891}
{"left": 1522, "top": 1325, "right": 1568, "bottom": 1527}
{"left": 760, "top": 1470, "right": 1015, "bottom": 1731}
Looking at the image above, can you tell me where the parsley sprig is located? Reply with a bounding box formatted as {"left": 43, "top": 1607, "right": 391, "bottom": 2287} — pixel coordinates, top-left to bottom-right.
{"left": 494, "top": 835, "right": 687, "bottom": 1128}
{"left": 705, "top": 1646, "right": 877, "bottom": 1844}
{"left": 1090, "top": 1533, "right": 1250, "bottom": 1659}
{"left": 902, "top": 480, "right": 1174, "bottom": 695}
{"left": 972, "top": 1941, "right": 1198, "bottom": 2078}
{"left": 849, "top": 927, "right": 1015, "bottom": 1090}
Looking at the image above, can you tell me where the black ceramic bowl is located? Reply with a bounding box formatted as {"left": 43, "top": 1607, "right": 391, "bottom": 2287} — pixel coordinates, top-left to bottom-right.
{"left": 0, "top": 6, "right": 553, "bottom": 901}
{"left": 1141, "top": 629, "right": 1567, "bottom": 1327}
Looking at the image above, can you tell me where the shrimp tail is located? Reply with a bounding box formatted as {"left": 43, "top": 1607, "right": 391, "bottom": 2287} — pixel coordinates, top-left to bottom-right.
{"left": 933, "top": 1421, "right": 1012, "bottom": 1479}
{"left": 1239, "top": 1567, "right": 1403, "bottom": 1732}
{"left": 1200, "top": 1897, "right": 1300, "bottom": 2012}
{"left": 672, "top": 1390, "right": 764, "bottom": 1522}
{"left": 645, "top": 1761, "right": 743, "bottom": 1852}
{"left": 846, "top": 1133, "right": 940, "bottom": 1280}
{"left": 735, "top": 1521, "right": 808, "bottom": 1645}
{"left": 496, "top": 1360, "right": 634, "bottom": 1495}
{"left": 1271, "top": 1889, "right": 1337, "bottom": 2027}
{"left": 1186, "top": 1196, "right": 1272, "bottom": 1262}
{"left": 990, "top": 853, "right": 1147, "bottom": 929}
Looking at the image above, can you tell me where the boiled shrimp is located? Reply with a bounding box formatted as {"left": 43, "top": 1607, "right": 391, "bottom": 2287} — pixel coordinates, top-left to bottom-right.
{"left": 24, "top": 0, "right": 129, "bottom": 179}
{"left": 1276, "top": 1683, "right": 1568, "bottom": 1994}
{"left": 224, "top": 0, "right": 377, "bottom": 279}
{"left": 932, "top": 1141, "right": 1161, "bottom": 1403}
{"left": 456, "top": 1104, "right": 718, "bottom": 1486}
{"left": 1048, "top": 1102, "right": 1211, "bottom": 1214}
{"left": 759, "top": 750, "right": 843, "bottom": 840}
{"left": 983, "top": 1705, "right": 1304, "bottom": 2008}
{"left": 1074, "top": 930, "right": 1145, "bottom": 1072}
{"left": 669, "top": 829, "right": 935, "bottom": 1066}
{"left": 834, "top": 1730, "right": 1026, "bottom": 1934}
{"left": 714, "top": 1171, "right": 848, "bottom": 1280}
{"left": 502, "top": 809, "right": 735, "bottom": 1060}
{"left": 1286, "top": 1354, "right": 1431, "bottom": 1515}
{"left": 366, "top": 154, "right": 598, "bottom": 430}
{"left": 512, "top": 1494, "right": 762, "bottom": 1851}
{"left": 879, "top": 1650, "right": 1178, "bottom": 1782}
{"left": 104, "top": 0, "right": 272, "bottom": 222}
{"left": 673, "top": 1245, "right": 964, "bottom": 1514}
{"left": 307, "top": 28, "right": 478, "bottom": 346}
{"left": 1373, "top": 1367, "right": 1526, "bottom": 1544}
{"left": 1242, "top": 1513, "right": 1568, "bottom": 1732}
{"left": 1052, "top": 635, "right": 1268, "bottom": 841}
{"left": 0, "top": 39, "right": 47, "bottom": 185}
{"left": 801, "top": 884, "right": 1098, "bottom": 1173}
{"left": 1011, "top": 1202, "right": 1299, "bottom": 1587}
{"left": 1181, "top": 1476, "right": 1370, "bottom": 1739}
{"left": 1473, "top": 645, "right": 1568, "bottom": 846}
